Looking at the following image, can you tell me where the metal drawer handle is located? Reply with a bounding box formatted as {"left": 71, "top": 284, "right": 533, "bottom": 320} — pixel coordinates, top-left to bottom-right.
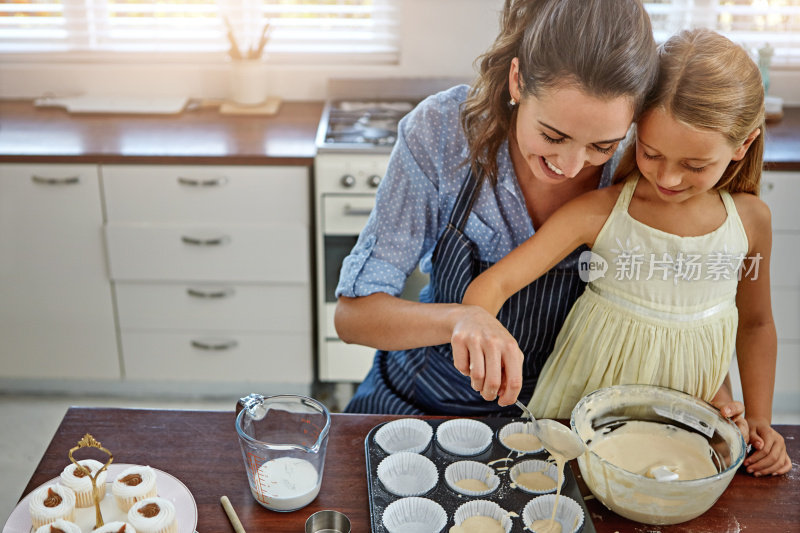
{"left": 181, "top": 235, "right": 230, "bottom": 246}
{"left": 31, "top": 175, "right": 80, "bottom": 185}
{"left": 191, "top": 338, "right": 238, "bottom": 351}
{"left": 343, "top": 204, "right": 373, "bottom": 217}
{"left": 186, "top": 287, "right": 235, "bottom": 299}
{"left": 177, "top": 176, "right": 228, "bottom": 187}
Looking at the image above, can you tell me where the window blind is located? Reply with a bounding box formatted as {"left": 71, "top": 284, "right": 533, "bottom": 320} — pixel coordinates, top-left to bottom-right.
{"left": 0, "top": 0, "right": 400, "bottom": 63}
{"left": 644, "top": 0, "right": 800, "bottom": 67}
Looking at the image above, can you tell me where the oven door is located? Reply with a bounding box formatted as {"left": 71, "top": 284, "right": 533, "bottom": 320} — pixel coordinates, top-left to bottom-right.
{"left": 319, "top": 194, "right": 428, "bottom": 382}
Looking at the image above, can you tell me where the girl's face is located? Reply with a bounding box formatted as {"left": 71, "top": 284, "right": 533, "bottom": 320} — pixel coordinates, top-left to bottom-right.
{"left": 509, "top": 59, "right": 634, "bottom": 185}
{"left": 636, "top": 107, "right": 757, "bottom": 202}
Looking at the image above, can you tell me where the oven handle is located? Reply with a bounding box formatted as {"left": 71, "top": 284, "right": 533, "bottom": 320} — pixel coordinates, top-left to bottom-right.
{"left": 343, "top": 204, "right": 373, "bottom": 217}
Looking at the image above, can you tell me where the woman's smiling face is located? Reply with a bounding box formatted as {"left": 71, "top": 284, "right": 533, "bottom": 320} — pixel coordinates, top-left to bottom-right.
{"left": 509, "top": 58, "right": 634, "bottom": 185}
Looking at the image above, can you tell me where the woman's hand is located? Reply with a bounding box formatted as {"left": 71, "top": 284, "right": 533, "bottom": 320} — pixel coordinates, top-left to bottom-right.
{"left": 744, "top": 417, "right": 792, "bottom": 476}
{"left": 451, "top": 304, "right": 525, "bottom": 406}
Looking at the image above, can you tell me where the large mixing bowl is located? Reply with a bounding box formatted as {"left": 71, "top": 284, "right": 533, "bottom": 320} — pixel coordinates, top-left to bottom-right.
{"left": 570, "top": 384, "right": 746, "bottom": 525}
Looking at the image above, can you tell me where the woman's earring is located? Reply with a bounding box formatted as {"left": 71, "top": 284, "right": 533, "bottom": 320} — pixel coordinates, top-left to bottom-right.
{"left": 508, "top": 97, "right": 517, "bottom": 106}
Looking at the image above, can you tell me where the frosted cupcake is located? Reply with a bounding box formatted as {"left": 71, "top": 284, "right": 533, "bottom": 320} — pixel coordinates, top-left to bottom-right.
{"left": 93, "top": 521, "right": 138, "bottom": 533}
{"left": 60, "top": 459, "right": 108, "bottom": 507}
{"left": 34, "top": 518, "right": 82, "bottom": 533}
{"left": 28, "top": 484, "right": 76, "bottom": 530}
{"left": 127, "top": 497, "right": 177, "bottom": 533}
{"left": 112, "top": 465, "right": 158, "bottom": 512}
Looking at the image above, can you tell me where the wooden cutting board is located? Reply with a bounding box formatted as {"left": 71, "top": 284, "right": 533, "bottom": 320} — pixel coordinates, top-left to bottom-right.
{"left": 34, "top": 95, "right": 189, "bottom": 114}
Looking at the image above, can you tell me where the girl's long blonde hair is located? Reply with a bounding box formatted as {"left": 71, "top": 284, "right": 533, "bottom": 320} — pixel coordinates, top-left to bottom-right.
{"left": 614, "top": 28, "right": 766, "bottom": 195}
{"left": 461, "top": 0, "right": 658, "bottom": 185}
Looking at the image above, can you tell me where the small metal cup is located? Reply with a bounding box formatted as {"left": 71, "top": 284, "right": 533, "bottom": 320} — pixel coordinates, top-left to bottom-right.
{"left": 305, "top": 510, "right": 351, "bottom": 533}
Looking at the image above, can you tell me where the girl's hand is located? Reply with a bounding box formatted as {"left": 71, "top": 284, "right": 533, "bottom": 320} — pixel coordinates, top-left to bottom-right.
{"left": 451, "top": 305, "right": 524, "bottom": 406}
{"left": 743, "top": 417, "right": 792, "bottom": 476}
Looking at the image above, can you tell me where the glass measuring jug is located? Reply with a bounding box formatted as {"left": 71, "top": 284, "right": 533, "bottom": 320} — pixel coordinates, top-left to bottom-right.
{"left": 236, "top": 394, "right": 331, "bottom": 512}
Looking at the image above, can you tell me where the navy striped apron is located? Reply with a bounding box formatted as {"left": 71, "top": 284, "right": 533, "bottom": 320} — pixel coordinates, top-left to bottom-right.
{"left": 345, "top": 168, "right": 587, "bottom": 415}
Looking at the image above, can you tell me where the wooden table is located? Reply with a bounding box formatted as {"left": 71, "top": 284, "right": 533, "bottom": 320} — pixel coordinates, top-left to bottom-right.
{"left": 14, "top": 408, "right": 800, "bottom": 532}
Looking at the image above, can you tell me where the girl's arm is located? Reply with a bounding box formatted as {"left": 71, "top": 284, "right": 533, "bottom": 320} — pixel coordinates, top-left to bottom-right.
{"left": 459, "top": 187, "right": 617, "bottom": 404}
{"left": 463, "top": 188, "right": 613, "bottom": 314}
{"left": 734, "top": 194, "right": 791, "bottom": 476}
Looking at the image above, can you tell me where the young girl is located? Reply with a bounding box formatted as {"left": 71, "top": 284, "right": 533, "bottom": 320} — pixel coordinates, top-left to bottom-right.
{"left": 463, "top": 28, "right": 791, "bottom": 476}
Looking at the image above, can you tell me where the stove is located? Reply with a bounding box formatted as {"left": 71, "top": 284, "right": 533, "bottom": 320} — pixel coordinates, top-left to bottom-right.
{"left": 315, "top": 100, "right": 415, "bottom": 153}
{"left": 313, "top": 78, "right": 469, "bottom": 387}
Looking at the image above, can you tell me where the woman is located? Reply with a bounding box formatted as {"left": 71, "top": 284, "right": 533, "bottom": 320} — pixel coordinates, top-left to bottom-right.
{"left": 334, "top": 0, "right": 659, "bottom": 415}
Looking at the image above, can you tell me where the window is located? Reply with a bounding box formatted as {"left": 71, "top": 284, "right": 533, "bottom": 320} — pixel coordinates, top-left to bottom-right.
{"left": 644, "top": 0, "right": 800, "bottom": 67}
{"left": 0, "top": 0, "right": 400, "bottom": 63}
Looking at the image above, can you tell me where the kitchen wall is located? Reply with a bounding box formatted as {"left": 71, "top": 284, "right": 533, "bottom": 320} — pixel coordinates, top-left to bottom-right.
{"left": 0, "top": 0, "right": 504, "bottom": 102}
{"left": 2, "top": 0, "right": 798, "bottom": 104}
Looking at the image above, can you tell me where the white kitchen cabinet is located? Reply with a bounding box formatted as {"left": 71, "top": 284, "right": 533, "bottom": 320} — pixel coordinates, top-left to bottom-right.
{"left": 121, "top": 331, "right": 311, "bottom": 382}
{"left": 731, "top": 171, "right": 800, "bottom": 415}
{"left": 102, "top": 164, "right": 312, "bottom": 387}
{"left": 0, "top": 164, "right": 119, "bottom": 379}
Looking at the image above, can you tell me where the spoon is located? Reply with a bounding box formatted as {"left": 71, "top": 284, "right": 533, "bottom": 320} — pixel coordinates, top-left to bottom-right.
{"left": 515, "top": 400, "right": 587, "bottom": 460}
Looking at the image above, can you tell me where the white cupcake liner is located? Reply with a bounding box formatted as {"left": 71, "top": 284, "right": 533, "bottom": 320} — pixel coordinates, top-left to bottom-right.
{"left": 522, "top": 494, "right": 584, "bottom": 533}
{"left": 375, "top": 418, "right": 434, "bottom": 454}
{"left": 377, "top": 452, "right": 438, "bottom": 497}
{"left": 435, "top": 419, "right": 493, "bottom": 456}
{"left": 498, "top": 422, "right": 545, "bottom": 454}
{"left": 509, "top": 459, "right": 563, "bottom": 495}
{"left": 382, "top": 497, "right": 447, "bottom": 533}
{"left": 444, "top": 460, "right": 500, "bottom": 497}
{"left": 453, "top": 500, "right": 512, "bottom": 533}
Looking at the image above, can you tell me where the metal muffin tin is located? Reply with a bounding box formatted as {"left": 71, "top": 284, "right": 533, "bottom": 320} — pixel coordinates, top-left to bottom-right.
{"left": 365, "top": 417, "right": 596, "bottom": 533}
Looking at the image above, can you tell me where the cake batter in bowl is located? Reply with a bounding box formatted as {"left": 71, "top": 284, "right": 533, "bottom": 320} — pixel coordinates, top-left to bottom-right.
{"left": 570, "top": 384, "right": 746, "bottom": 525}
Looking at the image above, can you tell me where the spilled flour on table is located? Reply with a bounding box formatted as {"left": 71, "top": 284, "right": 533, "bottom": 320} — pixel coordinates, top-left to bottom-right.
{"left": 632, "top": 507, "right": 741, "bottom": 533}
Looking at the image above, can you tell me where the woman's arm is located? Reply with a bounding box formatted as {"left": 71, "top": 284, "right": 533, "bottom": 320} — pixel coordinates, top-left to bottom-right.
{"left": 734, "top": 194, "right": 791, "bottom": 476}
{"left": 335, "top": 293, "right": 500, "bottom": 349}
{"left": 335, "top": 292, "right": 527, "bottom": 405}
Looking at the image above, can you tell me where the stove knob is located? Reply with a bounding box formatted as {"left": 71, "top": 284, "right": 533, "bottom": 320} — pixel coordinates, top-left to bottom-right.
{"left": 367, "top": 174, "right": 382, "bottom": 188}
{"left": 340, "top": 174, "right": 356, "bottom": 188}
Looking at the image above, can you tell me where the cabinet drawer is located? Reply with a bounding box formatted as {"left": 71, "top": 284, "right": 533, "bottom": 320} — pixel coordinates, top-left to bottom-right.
{"left": 761, "top": 171, "right": 800, "bottom": 231}
{"left": 121, "top": 330, "right": 312, "bottom": 383}
{"left": 115, "top": 282, "right": 310, "bottom": 332}
{"left": 105, "top": 224, "right": 309, "bottom": 282}
{"left": 102, "top": 165, "right": 308, "bottom": 225}
{"left": 319, "top": 340, "right": 375, "bottom": 382}
{"left": 773, "top": 288, "right": 799, "bottom": 341}
{"left": 773, "top": 342, "right": 799, "bottom": 404}
{"left": 771, "top": 233, "right": 800, "bottom": 288}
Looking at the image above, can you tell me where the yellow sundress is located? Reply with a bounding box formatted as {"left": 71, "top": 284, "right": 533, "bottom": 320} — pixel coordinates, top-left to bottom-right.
{"left": 529, "top": 176, "right": 749, "bottom": 419}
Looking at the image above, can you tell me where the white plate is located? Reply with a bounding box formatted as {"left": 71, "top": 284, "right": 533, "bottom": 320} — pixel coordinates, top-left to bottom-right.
{"left": 2, "top": 463, "right": 198, "bottom": 533}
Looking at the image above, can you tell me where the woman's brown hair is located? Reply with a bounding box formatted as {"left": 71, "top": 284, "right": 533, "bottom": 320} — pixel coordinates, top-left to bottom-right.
{"left": 461, "top": 0, "right": 658, "bottom": 185}
{"left": 615, "top": 29, "right": 765, "bottom": 195}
